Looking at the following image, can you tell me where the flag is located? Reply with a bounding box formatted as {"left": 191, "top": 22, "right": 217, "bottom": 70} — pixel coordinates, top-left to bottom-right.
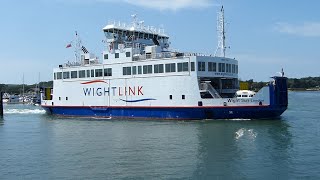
{"left": 66, "top": 43, "right": 72, "bottom": 48}
{"left": 81, "top": 46, "right": 89, "bottom": 54}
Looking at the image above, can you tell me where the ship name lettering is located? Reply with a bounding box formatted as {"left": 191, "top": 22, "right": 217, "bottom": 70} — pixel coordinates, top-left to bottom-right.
{"left": 83, "top": 86, "right": 143, "bottom": 97}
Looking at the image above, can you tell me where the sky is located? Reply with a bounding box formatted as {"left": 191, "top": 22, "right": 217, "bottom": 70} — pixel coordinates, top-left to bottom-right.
{"left": 1, "top": 0, "right": 320, "bottom": 84}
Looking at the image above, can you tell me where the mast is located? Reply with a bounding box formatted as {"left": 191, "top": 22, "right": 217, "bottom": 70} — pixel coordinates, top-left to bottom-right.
{"left": 22, "top": 73, "right": 25, "bottom": 103}
{"left": 74, "top": 31, "right": 82, "bottom": 63}
{"left": 214, "top": 6, "right": 227, "bottom": 57}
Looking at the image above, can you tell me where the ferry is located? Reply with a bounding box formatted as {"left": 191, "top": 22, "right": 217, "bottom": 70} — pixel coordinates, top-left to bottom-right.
{"left": 41, "top": 7, "right": 288, "bottom": 120}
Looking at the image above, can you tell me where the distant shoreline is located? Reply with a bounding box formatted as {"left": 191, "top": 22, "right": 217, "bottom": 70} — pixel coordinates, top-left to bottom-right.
{"left": 289, "top": 88, "right": 320, "bottom": 92}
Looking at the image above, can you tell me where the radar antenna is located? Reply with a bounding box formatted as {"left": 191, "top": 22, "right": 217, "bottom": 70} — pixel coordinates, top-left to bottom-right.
{"left": 214, "top": 6, "right": 227, "bottom": 57}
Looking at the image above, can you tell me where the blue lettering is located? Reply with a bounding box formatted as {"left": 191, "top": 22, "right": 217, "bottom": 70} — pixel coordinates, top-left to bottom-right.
{"left": 104, "top": 87, "right": 110, "bottom": 96}
{"left": 83, "top": 88, "right": 91, "bottom": 96}
{"left": 97, "top": 88, "right": 102, "bottom": 96}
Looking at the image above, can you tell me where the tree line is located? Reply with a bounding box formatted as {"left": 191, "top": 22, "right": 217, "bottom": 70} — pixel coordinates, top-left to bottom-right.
{"left": 0, "top": 81, "right": 53, "bottom": 94}
{"left": 243, "top": 76, "right": 320, "bottom": 91}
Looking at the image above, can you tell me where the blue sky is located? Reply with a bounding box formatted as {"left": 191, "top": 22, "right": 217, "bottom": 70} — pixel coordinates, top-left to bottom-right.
{"left": 1, "top": 0, "right": 319, "bottom": 84}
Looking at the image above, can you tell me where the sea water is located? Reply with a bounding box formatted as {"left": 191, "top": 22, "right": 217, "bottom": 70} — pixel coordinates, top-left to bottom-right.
{"left": 0, "top": 92, "right": 319, "bottom": 179}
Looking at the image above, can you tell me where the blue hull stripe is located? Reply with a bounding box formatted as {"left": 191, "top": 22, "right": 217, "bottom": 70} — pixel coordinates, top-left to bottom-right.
{"left": 41, "top": 105, "right": 286, "bottom": 120}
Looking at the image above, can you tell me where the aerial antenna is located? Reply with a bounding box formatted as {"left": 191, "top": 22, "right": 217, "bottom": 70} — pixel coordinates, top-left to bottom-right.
{"left": 214, "top": 6, "right": 227, "bottom": 57}
{"left": 131, "top": 14, "right": 138, "bottom": 27}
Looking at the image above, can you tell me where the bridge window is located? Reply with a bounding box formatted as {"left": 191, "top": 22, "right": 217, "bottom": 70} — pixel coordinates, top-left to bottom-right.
{"left": 104, "top": 68, "right": 112, "bottom": 76}
{"left": 191, "top": 62, "right": 195, "bottom": 71}
{"left": 95, "top": 69, "right": 103, "bottom": 77}
{"left": 154, "top": 64, "right": 164, "bottom": 73}
{"left": 178, "top": 62, "right": 188, "bottom": 72}
{"left": 143, "top": 65, "right": 152, "bottom": 74}
{"left": 218, "top": 63, "right": 225, "bottom": 72}
{"left": 165, "top": 63, "right": 176, "bottom": 73}
{"left": 91, "top": 70, "right": 95, "bottom": 77}
{"left": 126, "top": 52, "right": 131, "bottom": 57}
{"left": 115, "top": 53, "right": 119, "bottom": 58}
{"left": 79, "top": 70, "right": 86, "bottom": 78}
{"left": 54, "top": 73, "right": 57, "bottom": 80}
{"left": 236, "top": 65, "right": 238, "bottom": 74}
{"left": 71, "top": 71, "right": 78, "bottom": 79}
{"left": 226, "top": 64, "right": 232, "bottom": 73}
{"left": 232, "top": 64, "right": 235, "bottom": 73}
{"left": 208, "top": 62, "right": 217, "bottom": 72}
{"left": 123, "top": 67, "right": 131, "bottom": 75}
{"left": 104, "top": 54, "right": 108, "bottom": 60}
{"left": 198, "top": 62, "right": 205, "bottom": 71}
{"left": 63, "top": 72, "right": 70, "bottom": 79}
{"left": 57, "top": 72, "right": 62, "bottom": 79}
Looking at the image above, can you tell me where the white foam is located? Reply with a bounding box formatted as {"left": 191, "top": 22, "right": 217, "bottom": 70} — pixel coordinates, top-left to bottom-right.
{"left": 4, "top": 109, "right": 46, "bottom": 114}
{"left": 235, "top": 128, "right": 257, "bottom": 140}
{"left": 235, "top": 128, "right": 245, "bottom": 139}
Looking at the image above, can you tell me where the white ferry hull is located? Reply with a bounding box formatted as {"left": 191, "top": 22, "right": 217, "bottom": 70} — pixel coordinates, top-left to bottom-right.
{"left": 41, "top": 77, "right": 288, "bottom": 120}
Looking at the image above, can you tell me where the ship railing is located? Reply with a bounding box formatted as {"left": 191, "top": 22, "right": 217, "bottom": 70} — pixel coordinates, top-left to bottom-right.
{"left": 133, "top": 52, "right": 185, "bottom": 61}
{"left": 63, "top": 59, "right": 101, "bottom": 67}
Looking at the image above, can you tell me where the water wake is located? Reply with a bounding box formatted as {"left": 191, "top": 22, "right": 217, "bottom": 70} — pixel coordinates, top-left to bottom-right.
{"left": 235, "top": 128, "right": 257, "bottom": 140}
{"left": 4, "top": 109, "right": 46, "bottom": 114}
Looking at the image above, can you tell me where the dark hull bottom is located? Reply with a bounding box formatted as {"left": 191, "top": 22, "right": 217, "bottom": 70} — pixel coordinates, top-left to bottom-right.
{"left": 42, "top": 106, "right": 287, "bottom": 120}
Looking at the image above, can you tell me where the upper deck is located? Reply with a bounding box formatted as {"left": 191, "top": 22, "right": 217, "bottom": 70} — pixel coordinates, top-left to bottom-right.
{"left": 56, "top": 15, "right": 238, "bottom": 82}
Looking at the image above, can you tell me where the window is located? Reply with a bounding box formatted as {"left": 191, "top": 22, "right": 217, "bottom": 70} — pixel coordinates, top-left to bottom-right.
{"left": 182, "top": 95, "right": 185, "bottom": 99}
{"left": 57, "top": 72, "right": 62, "bottom": 79}
{"left": 104, "top": 68, "right": 112, "bottom": 76}
{"left": 169, "top": 95, "right": 172, "bottom": 100}
{"left": 104, "top": 54, "right": 108, "bottom": 60}
{"left": 66, "top": 97, "right": 68, "bottom": 100}
{"left": 123, "top": 67, "right": 131, "bottom": 75}
{"left": 165, "top": 63, "right": 176, "bottom": 73}
{"left": 154, "top": 64, "right": 164, "bottom": 73}
{"left": 126, "top": 52, "right": 131, "bottom": 57}
{"left": 115, "top": 53, "right": 119, "bottom": 58}
{"left": 86, "top": 70, "right": 90, "bottom": 78}
{"left": 198, "top": 62, "right": 205, "bottom": 71}
{"left": 191, "top": 62, "right": 195, "bottom": 71}
{"left": 79, "top": 70, "right": 86, "bottom": 78}
{"left": 208, "top": 62, "right": 217, "bottom": 72}
{"left": 63, "top": 72, "right": 70, "bottom": 79}
{"left": 132, "top": 66, "right": 137, "bottom": 75}
{"left": 54, "top": 73, "right": 56, "bottom": 80}
{"left": 71, "top": 71, "right": 78, "bottom": 79}
{"left": 91, "top": 70, "right": 95, "bottom": 77}
{"left": 236, "top": 65, "right": 238, "bottom": 74}
{"left": 226, "top": 64, "right": 231, "bottom": 73}
{"left": 138, "top": 66, "right": 142, "bottom": 74}
{"left": 232, "top": 64, "right": 235, "bottom": 73}
{"left": 143, "top": 65, "right": 152, "bottom": 74}
{"left": 178, "top": 62, "right": 188, "bottom": 72}
{"left": 59, "top": 97, "right": 61, "bottom": 100}
{"left": 182, "top": 62, "right": 188, "bottom": 71}
{"left": 95, "top": 69, "right": 103, "bottom": 77}
{"left": 218, "top": 63, "right": 225, "bottom": 72}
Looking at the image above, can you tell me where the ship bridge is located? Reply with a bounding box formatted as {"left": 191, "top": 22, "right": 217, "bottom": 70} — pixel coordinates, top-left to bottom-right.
{"left": 103, "top": 15, "right": 170, "bottom": 52}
